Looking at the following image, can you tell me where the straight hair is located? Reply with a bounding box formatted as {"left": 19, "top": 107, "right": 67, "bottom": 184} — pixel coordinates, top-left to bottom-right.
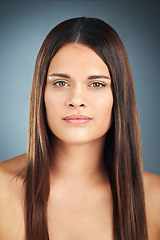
{"left": 25, "top": 17, "right": 148, "bottom": 239}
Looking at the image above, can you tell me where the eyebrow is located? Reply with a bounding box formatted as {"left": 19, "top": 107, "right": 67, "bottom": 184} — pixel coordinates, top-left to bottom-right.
{"left": 48, "top": 73, "right": 110, "bottom": 80}
{"left": 49, "top": 73, "right": 70, "bottom": 78}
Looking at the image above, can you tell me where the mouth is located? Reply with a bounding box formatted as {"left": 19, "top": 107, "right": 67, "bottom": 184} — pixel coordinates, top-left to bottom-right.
{"left": 62, "top": 115, "right": 93, "bottom": 125}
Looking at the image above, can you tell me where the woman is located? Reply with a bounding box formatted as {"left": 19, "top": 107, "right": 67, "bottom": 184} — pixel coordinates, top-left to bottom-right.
{"left": 0, "top": 17, "right": 160, "bottom": 240}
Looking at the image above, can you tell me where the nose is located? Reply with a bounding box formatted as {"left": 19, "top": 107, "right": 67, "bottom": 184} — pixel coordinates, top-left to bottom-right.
{"left": 66, "top": 86, "right": 87, "bottom": 108}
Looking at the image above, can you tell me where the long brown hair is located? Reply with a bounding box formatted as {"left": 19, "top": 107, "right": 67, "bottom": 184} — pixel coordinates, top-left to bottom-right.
{"left": 25, "top": 17, "right": 148, "bottom": 239}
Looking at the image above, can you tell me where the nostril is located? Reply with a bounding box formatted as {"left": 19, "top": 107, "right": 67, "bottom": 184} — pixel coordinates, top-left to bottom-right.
{"left": 68, "top": 103, "right": 86, "bottom": 108}
{"left": 69, "top": 103, "right": 74, "bottom": 107}
{"left": 80, "top": 104, "right": 85, "bottom": 107}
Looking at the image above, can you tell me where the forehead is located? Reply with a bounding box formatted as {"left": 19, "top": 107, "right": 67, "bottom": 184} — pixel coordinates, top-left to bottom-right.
{"left": 47, "top": 43, "right": 110, "bottom": 77}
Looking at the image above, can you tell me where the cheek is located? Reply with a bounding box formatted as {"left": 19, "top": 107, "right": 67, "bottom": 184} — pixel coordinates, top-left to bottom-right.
{"left": 96, "top": 95, "right": 113, "bottom": 134}
{"left": 44, "top": 90, "right": 63, "bottom": 123}
{"left": 95, "top": 92, "right": 113, "bottom": 119}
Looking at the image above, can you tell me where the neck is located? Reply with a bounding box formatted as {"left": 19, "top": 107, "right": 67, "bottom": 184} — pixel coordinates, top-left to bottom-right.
{"left": 50, "top": 136, "right": 108, "bottom": 189}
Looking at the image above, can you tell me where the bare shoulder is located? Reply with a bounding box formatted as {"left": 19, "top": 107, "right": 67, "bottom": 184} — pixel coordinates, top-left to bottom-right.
{"left": 143, "top": 170, "right": 160, "bottom": 190}
{"left": 0, "top": 153, "right": 27, "bottom": 203}
{"left": 143, "top": 171, "right": 160, "bottom": 239}
{"left": 0, "top": 153, "right": 27, "bottom": 175}
{"left": 0, "top": 154, "right": 27, "bottom": 239}
{"left": 0, "top": 152, "right": 28, "bottom": 202}
{"left": 143, "top": 171, "right": 160, "bottom": 201}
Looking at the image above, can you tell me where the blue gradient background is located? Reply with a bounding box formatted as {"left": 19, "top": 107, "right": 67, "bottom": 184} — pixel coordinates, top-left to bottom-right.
{"left": 0, "top": 1, "right": 159, "bottom": 175}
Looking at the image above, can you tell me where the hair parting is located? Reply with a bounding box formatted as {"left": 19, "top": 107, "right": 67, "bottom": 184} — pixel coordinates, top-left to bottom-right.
{"left": 25, "top": 17, "right": 148, "bottom": 240}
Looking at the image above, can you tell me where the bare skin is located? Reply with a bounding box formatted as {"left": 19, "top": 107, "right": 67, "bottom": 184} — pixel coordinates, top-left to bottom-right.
{"left": 0, "top": 154, "right": 160, "bottom": 240}
{"left": 47, "top": 136, "right": 113, "bottom": 240}
{"left": 0, "top": 44, "right": 159, "bottom": 239}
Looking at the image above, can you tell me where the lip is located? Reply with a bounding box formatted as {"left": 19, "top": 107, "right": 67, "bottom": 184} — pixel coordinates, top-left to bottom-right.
{"left": 62, "top": 115, "right": 92, "bottom": 125}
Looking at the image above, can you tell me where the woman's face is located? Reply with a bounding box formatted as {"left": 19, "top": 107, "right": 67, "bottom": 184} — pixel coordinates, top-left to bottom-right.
{"left": 44, "top": 43, "right": 113, "bottom": 145}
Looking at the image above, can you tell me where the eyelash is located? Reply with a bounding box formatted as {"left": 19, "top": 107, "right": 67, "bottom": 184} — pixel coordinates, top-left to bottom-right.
{"left": 53, "top": 81, "right": 69, "bottom": 88}
{"left": 52, "top": 81, "right": 107, "bottom": 88}
{"left": 90, "top": 82, "right": 106, "bottom": 88}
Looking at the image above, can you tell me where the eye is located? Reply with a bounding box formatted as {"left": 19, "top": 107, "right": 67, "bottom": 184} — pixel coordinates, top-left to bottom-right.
{"left": 52, "top": 81, "right": 69, "bottom": 88}
{"left": 90, "top": 82, "right": 106, "bottom": 88}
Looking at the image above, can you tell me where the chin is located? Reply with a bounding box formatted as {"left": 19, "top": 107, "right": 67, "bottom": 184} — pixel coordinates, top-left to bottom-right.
{"left": 55, "top": 134, "right": 106, "bottom": 146}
